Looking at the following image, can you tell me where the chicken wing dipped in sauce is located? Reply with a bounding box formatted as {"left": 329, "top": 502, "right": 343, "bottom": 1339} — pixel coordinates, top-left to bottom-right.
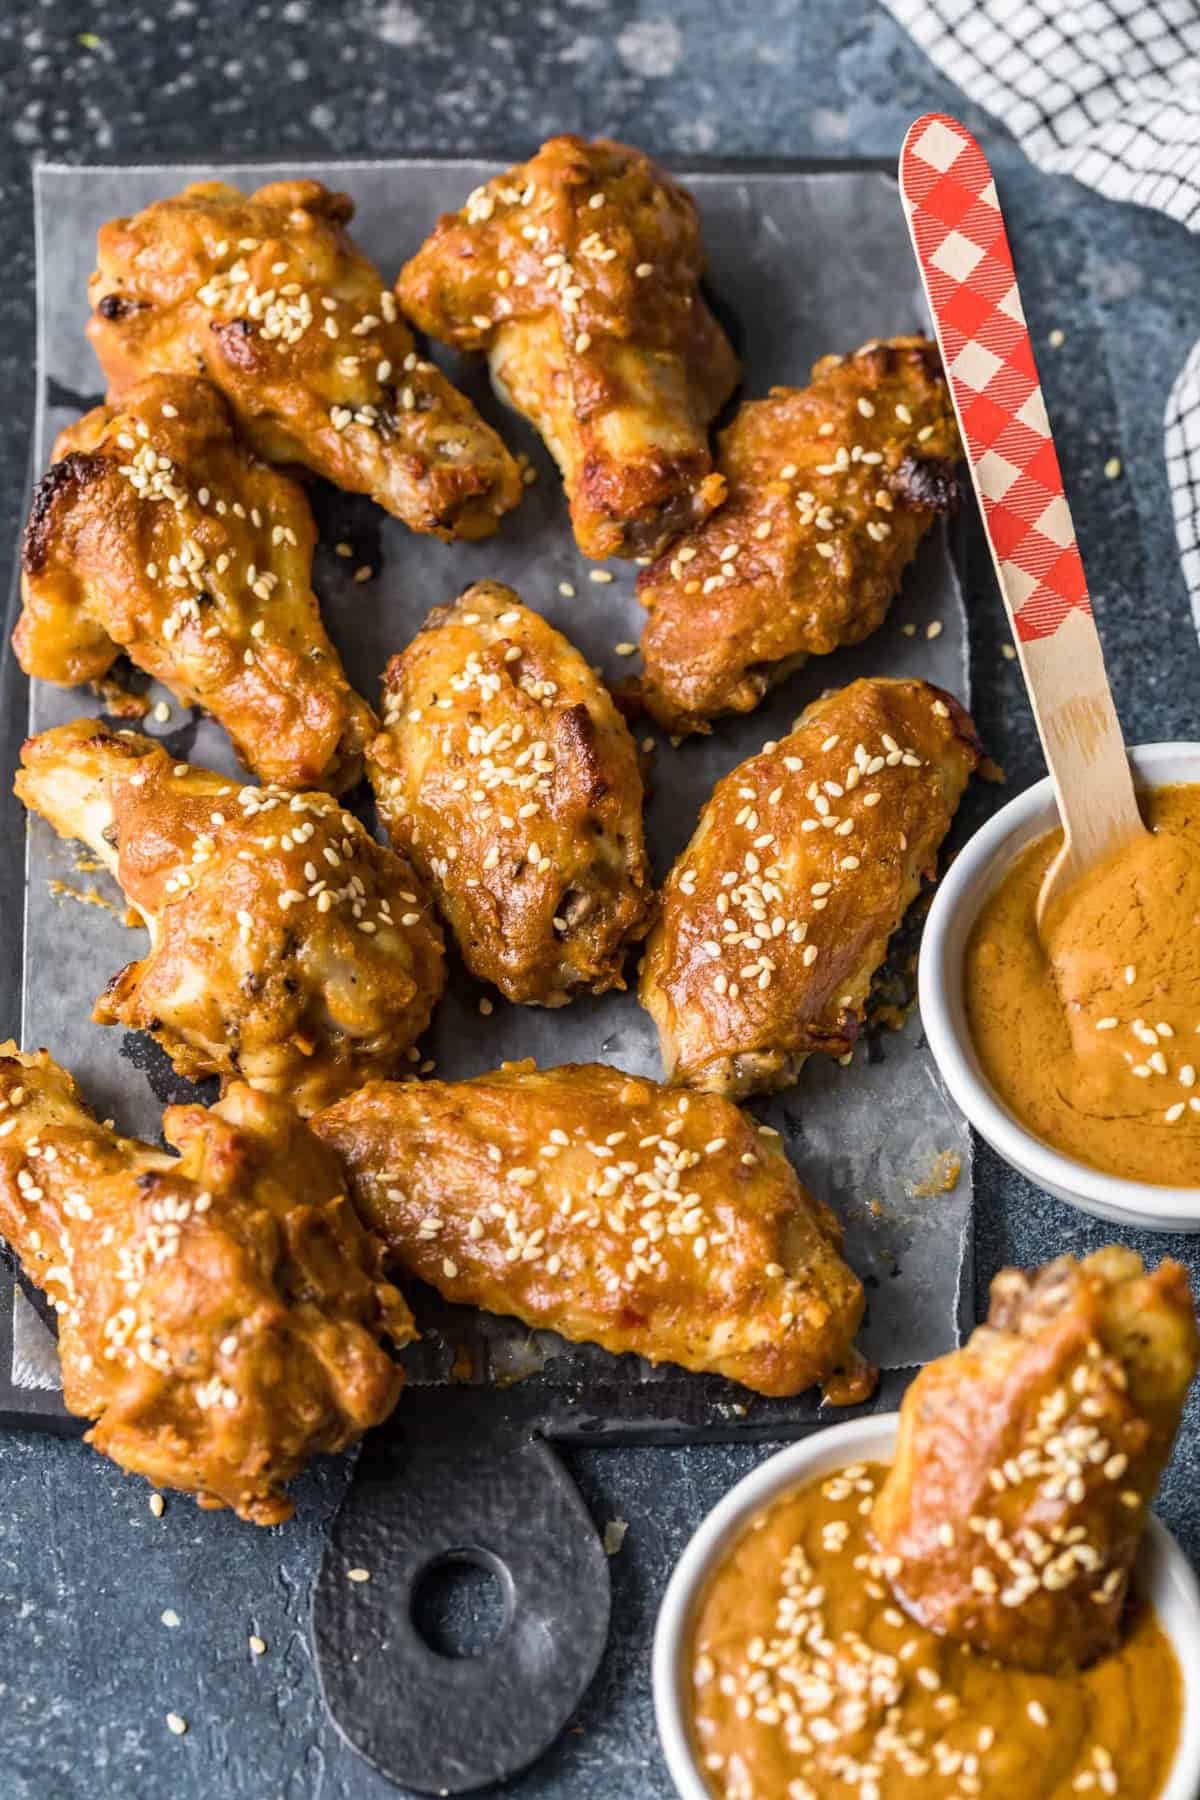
{"left": 15, "top": 375, "right": 375, "bottom": 793}
{"left": 0, "top": 1044, "right": 413, "bottom": 1524}
{"left": 635, "top": 337, "right": 961, "bottom": 735}
{"left": 871, "top": 1248, "right": 1199, "bottom": 1673}
{"left": 368, "top": 581, "right": 654, "bottom": 1005}
{"left": 15, "top": 719, "right": 445, "bottom": 1114}
{"left": 312, "top": 1059, "right": 872, "bottom": 1401}
{"left": 640, "top": 677, "right": 980, "bottom": 1098}
{"left": 87, "top": 179, "right": 522, "bottom": 539}
{"left": 397, "top": 136, "right": 738, "bottom": 560}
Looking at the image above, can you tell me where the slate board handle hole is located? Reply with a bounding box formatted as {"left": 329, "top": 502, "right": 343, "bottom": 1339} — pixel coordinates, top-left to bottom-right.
{"left": 410, "top": 1546, "right": 514, "bottom": 1661}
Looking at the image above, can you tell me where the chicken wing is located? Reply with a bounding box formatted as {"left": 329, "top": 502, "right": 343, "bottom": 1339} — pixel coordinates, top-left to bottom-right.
{"left": 87, "top": 178, "right": 522, "bottom": 539}
{"left": 15, "top": 719, "right": 445, "bottom": 1114}
{"left": 871, "top": 1248, "right": 1199, "bottom": 1672}
{"left": 311, "top": 1059, "right": 871, "bottom": 1399}
{"left": 639, "top": 677, "right": 980, "bottom": 1097}
{"left": 15, "top": 374, "right": 376, "bottom": 793}
{"left": 635, "top": 337, "right": 962, "bottom": 734}
{"left": 397, "top": 136, "right": 738, "bottom": 560}
{"left": 0, "top": 1043, "right": 413, "bottom": 1523}
{"left": 368, "top": 581, "right": 654, "bottom": 1004}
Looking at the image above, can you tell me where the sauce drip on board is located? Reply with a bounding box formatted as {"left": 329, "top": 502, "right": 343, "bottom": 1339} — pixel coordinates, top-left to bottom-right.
{"left": 688, "top": 1460, "right": 1180, "bottom": 1799}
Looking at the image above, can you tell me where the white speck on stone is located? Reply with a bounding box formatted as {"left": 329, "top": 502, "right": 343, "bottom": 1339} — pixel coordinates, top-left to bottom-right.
{"left": 812, "top": 107, "right": 851, "bottom": 143}
{"left": 373, "top": 1, "right": 421, "bottom": 47}
{"left": 615, "top": 18, "right": 683, "bottom": 77}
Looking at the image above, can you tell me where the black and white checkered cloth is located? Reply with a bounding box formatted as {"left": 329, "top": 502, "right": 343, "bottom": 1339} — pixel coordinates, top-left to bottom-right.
{"left": 884, "top": 0, "right": 1200, "bottom": 608}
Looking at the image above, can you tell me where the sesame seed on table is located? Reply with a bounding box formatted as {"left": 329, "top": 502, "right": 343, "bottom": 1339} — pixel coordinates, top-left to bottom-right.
{"left": 1, "top": 4, "right": 1200, "bottom": 1799}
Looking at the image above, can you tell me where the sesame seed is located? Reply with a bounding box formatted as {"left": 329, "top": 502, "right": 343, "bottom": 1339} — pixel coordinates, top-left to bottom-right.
{"left": 347, "top": 1568, "right": 371, "bottom": 1583}
{"left": 926, "top": 620, "right": 943, "bottom": 639}
{"left": 1049, "top": 328, "right": 1066, "bottom": 347}
{"left": 249, "top": 1635, "right": 267, "bottom": 1655}
{"left": 479, "top": 998, "right": 494, "bottom": 1016}
{"left": 558, "top": 581, "right": 576, "bottom": 597}
{"left": 166, "top": 1713, "right": 188, "bottom": 1736}
{"left": 589, "top": 569, "right": 614, "bottom": 584}
{"left": 1104, "top": 456, "right": 1122, "bottom": 480}
{"left": 149, "top": 1493, "right": 165, "bottom": 1518}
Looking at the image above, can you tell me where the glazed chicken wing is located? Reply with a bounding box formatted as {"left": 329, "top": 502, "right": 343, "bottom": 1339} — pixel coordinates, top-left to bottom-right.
{"left": 312, "top": 1059, "right": 871, "bottom": 1400}
{"left": 635, "top": 337, "right": 962, "bottom": 734}
{"left": 368, "top": 581, "right": 654, "bottom": 1004}
{"left": 15, "top": 719, "right": 445, "bottom": 1114}
{"left": 397, "top": 136, "right": 738, "bottom": 560}
{"left": 15, "top": 374, "right": 375, "bottom": 792}
{"left": 640, "top": 677, "right": 980, "bottom": 1097}
{"left": 871, "top": 1248, "right": 1199, "bottom": 1672}
{"left": 0, "top": 1044, "right": 413, "bottom": 1524}
{"left": 87, "top": 179, "right": 522, "bottom": 539}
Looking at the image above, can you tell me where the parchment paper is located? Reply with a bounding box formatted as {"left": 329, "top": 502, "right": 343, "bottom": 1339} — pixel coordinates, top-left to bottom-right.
{"left": 7, "top": 157, "right": 973, "bottom": 1402}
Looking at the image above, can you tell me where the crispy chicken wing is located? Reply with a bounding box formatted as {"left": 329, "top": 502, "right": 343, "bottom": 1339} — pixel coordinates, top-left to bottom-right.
{"left": 0, "top": 1044, "right": 413, "bottom": 1524}
{"left": 15, "top": 719, "right": 445, "bottom": 1114}
{"left": 871, "top": 1248, "right": 1199, "bottom": 1672}
{"left": 368, "top": 581, "right": 654, "bottom": 1004}
{"left": 635, "top": 337, "right": 962, "bottom": 734}
{"left": 312, "top": 1059, "right": 871, "bottom": 1399}
{"left": 397, "top": 136, "right": 738, "bottom": 560}
{"left": 15, "top": 374, "right": 375, "bottom": 792}
{"left": 87, "top": 178, "right": 522, "bottom": 539}
{"left": 640, "top": 677, "right": 980, "bottom": 1097}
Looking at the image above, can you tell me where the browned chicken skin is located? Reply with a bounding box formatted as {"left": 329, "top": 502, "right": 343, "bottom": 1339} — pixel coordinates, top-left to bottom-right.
{"left": 397, "top": 136, "right": 738, "bottom": 560}
{"left": 86, "top": 179, "right": 522, "bottom": 539}
{"left": 368, "top": 581, "right": 655, "bottom": 1005}
{"left": 15, "top": 719, "right": 445, "bottom": 1114}
{"left": 871, "top": 1249, "right": 1199, "bottom": 1673}
{"left": 635, "top": 337, "right": 962, "bottom": 734}
{"left": 312, "top": 1059, "right": 872, "bottom": 1400}
{"left": 0, "top": 1044, "right": 413, "bottom": 1524}
{"left": 15, "top": 374, "right": 376, "bottom": 793}
{"left": 640, "top": 677, "right": 981, "bottom": 1098}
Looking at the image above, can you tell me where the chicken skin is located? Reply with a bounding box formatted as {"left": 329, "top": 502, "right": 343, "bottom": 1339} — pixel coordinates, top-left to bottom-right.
{"left": 368, "top": 582, "right": 655, "bottom": 1005}
{"left": 15, "top": 375, "right": 375, "bottom": 793}
{"left": 871, "top": 1249, "right": 1199, "bottom": 1673}
{"left": 397, "top": 136, "right": 738, "bottom": 560}
{"left": 0, "top": 1044, "right": 413, "bottom": 1524}
{"left": 312, "top": 1059, "right": 871, "bottom": 1400}
{"left": 640, "top": 677, "right": 980, "bottom": 1098}
{"left": 87, "top": 178, "right": 522, "bottom": 539}
{"left": 635, "top": 337, "right": 962, "bottom": 734}
{"left": 15, "top": 719, "right": 445, "bottom": 1114}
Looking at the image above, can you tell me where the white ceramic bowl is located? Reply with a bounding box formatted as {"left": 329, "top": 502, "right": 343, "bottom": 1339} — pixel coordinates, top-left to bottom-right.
{"left": 919, "top": 743, "right": 1200, "bottom": 1231}
{"left": 653, "top": 1413, "right": 1200, "bottom": 1800}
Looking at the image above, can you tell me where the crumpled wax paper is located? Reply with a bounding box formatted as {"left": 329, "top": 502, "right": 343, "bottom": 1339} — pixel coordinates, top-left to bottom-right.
{"left": 8, "top": 158, "right": 973, "bottom": 1399}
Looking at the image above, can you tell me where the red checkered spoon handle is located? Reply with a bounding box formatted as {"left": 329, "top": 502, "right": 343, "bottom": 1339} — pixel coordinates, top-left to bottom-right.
{"left": 899, "top": 113, "right": 1144, "bottom": 917}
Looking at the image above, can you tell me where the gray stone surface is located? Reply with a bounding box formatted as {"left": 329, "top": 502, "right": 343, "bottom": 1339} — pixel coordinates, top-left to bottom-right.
{"left": 1, "top": 3, "right": 1200, "bottom": 1797}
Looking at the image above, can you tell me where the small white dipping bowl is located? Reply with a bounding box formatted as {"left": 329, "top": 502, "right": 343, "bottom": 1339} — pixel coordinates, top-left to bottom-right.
{"left": 919, "top": 743, "right": 1200, "bottom": 1232}
{"left": 653, "top": 1413, "right": 1200, "bottom": 1800}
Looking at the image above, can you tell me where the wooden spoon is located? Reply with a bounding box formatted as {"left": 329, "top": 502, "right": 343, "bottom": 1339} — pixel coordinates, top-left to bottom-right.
{"left": 898, "top": 113, "right": 1145, "bottom": 928}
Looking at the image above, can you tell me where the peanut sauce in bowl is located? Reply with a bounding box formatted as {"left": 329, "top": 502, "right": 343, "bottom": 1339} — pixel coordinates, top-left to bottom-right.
{"left": 917, "top": 747, "right": 1200, "bottom": 1228}
{"left": 654, "top": 1418, "right": 1200, "bottom": 1800}
{"left": 964, "top": 786, "right": 1200, "bottom": 1189}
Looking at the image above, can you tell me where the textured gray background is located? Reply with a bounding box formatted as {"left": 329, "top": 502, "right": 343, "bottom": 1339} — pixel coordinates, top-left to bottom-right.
{"left": 1, "top": 3, "right": 1200, "bottom": 1798}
